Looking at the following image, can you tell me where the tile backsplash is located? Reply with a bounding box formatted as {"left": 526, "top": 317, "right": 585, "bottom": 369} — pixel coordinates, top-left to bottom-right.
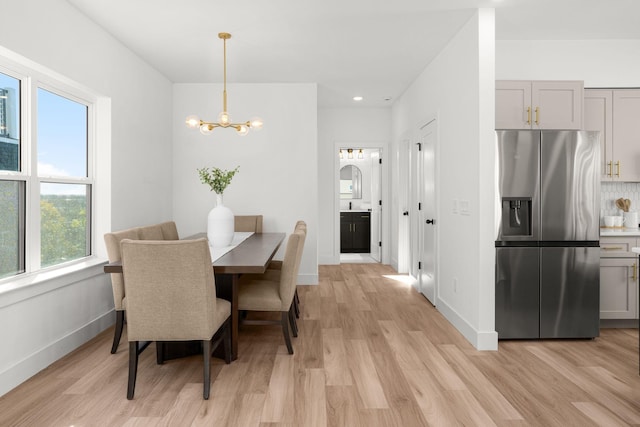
{"left": 601, "top": 182, "right": 640, "bottom": 216}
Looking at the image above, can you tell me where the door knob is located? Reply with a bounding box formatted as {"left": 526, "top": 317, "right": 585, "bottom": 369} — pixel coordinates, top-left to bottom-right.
{"left": 403, "top": 211, "right": 409, "bottom": 216}
{"left": 426, "top": 219, "right": 435, "bottom": 224}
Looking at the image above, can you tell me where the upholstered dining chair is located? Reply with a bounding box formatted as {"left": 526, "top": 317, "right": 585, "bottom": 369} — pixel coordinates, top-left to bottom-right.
{"left": 237, "top": 227, "right": 306, "bottom": 354}
{"left": 120, "top": 238, "right": 231, "bottom": 400}
{"left": 104, "top": 227, "right": 140, "bottom": 354}
{"left": 104, "top": 221, "right": 180, "bottom": 354}
{"left": 234, "top": 215, "right": 263, "bottom": 233}
{"left": 259, "top": 220, "right": 306, "bottom": 319}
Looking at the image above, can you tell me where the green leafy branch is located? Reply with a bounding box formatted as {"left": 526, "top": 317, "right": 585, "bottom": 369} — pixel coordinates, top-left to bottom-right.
{"left": 197, "top": 166, "right": 240, "bottom": 194}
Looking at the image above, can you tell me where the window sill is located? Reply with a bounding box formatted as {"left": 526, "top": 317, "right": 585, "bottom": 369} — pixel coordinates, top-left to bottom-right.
{"left": 0, "top": 257, "right": 108, "bottom": 308}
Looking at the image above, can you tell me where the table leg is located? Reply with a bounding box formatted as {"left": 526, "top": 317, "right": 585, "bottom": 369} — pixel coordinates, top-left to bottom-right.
{"left": 215, "top": 273, "right": 238, "bottom": 361}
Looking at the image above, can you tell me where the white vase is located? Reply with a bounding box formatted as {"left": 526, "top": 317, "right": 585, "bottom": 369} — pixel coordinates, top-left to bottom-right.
{"left": 207, "top": 194, "right": 234, "bottom": 248}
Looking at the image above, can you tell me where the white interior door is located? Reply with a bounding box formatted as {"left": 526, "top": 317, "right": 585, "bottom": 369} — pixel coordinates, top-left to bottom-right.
{"left": 370, "top": 151, "right": 381, "bottom": 261}
{"left": 418, "top": 120, "right": 437, "bottom": 305}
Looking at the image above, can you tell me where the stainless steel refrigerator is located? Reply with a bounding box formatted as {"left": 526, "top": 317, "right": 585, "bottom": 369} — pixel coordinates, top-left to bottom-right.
{"left": 495, "top": 130, "right": 600, "bottom": 339}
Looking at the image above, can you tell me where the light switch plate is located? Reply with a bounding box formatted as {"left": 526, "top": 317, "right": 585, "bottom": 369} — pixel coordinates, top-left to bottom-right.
{"left": 460, "top": 200, "right": 470, "bottom": 216}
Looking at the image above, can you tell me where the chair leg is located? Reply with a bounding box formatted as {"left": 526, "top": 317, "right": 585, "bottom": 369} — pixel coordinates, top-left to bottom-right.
{"left": 111, "top": 310, "right": 125, "bottom": 354}
{"left": 156, "top": 342, "right": 165, "bottom": 365}
{"left": 281, "top": 312, "right": 294, "bottom": 354}
{"left": 127, "top": 341, "right": 139, "bottom": 400}
{"left": 203, "top": 339, "right": 211, "bottom": 400}
{"left": 288, "top": 305, "right": 298, "bottom": 337}
{"left": 294, "top": 289, "right": 300, "bottom": 318}
{"left": 223, "top": 319, "right": 232, "bottom": 364}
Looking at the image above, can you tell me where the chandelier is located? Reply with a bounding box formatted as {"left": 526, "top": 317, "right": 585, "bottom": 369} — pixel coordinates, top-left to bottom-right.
{"left": 185, "top": 33, "right": 263, "bottom": 136}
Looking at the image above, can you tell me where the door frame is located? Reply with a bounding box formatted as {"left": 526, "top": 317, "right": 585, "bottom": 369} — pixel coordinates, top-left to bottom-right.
{"left": 334, "top": 141, "right": 389, "bottom": 264}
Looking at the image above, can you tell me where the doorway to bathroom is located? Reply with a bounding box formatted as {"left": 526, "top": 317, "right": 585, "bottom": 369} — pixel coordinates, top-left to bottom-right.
{"left": 338, "top": 147, "right": 382, "bottom": 263}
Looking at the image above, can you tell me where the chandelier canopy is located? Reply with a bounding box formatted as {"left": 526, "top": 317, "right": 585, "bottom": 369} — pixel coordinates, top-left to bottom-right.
{"left": 185, "top": 33, "right": 263, "bottom": 136}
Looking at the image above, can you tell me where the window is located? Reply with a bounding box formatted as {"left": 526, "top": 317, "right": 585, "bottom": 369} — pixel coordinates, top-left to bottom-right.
{"left": 0, "top": 66, "right": 94, "bottom": 280}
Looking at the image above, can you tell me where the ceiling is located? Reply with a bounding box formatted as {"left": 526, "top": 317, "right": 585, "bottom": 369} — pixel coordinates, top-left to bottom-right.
{"left": 67, "top": 0, "right": 640, "bottom": 108}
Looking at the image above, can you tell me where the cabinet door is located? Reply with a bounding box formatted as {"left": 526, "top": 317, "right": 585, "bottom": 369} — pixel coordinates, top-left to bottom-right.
{"left": 340, "top": 214, "right": 351, "bottom": 252}
{"left": 351, "top": 214, "right": 371, "bottom": 253}
{"left": 584, "top": 89, "right": 613, "bottom": 180}
{"left": 613, "top": 89, "right": 640, "bottom": 182}
{"left": 599, "top": 258, "right": 638, "bottom": 319}
{"left": 531, "top": 81, "right": 583, "bottom": 130}
{"left": 496, "top": 81, "right": 532, "bottom": 129}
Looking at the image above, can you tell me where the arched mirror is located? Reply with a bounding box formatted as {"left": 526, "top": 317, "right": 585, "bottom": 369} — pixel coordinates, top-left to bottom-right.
{"left": 340, "top": 165, "right": 362, "bottom": 199}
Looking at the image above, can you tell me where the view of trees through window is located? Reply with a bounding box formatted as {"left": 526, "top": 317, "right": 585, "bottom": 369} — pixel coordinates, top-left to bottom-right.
{"left": 0, "top": 70, "right": 92, "bottom": 280}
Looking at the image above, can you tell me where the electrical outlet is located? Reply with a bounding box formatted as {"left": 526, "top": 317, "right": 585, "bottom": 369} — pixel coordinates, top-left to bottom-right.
{"left": 453, "top": 277, "right": 458, "bottom": 293}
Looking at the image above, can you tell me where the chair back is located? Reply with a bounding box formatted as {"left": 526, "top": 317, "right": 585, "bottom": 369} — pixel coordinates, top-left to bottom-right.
{"left": 278, "top": 228, "right": 306, "bottom": 307}
{"left": 159, "top": 221, "right": 179, "bottom": 240}
{"left": 235, "top": 215, "right": 263, "bottom": 233}
{"left": 121, "top": 238, "right": 219, "bottom": 342}
{"left": 104, "top": 227, "right": 140, "bottom": 310}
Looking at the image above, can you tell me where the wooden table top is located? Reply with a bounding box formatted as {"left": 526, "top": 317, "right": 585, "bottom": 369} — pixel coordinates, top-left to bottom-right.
{"left": 103, "top": 232, "right": 286, "bottom": 275}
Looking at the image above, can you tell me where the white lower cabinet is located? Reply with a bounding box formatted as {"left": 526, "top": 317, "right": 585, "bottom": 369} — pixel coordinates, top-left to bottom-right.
{"left": 600, "top": 237, "right": 639, "bottom": 320}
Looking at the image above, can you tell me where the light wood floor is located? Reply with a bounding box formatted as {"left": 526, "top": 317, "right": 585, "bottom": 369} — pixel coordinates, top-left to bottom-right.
{"left": 1, "top": 263, "right": 640, "bottom": 426}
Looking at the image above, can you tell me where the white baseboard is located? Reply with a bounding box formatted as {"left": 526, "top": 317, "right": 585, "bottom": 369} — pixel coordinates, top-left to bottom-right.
{"left": 436, "top": 297, "right": 498, "bottom": 351}
{"left": 0, "top": 310, "right": 115, "bottom": 397}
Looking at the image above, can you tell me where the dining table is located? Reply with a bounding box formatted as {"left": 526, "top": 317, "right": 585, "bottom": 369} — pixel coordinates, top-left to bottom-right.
{"left": 103, "top": 231, "right": 286, "bottom": 361}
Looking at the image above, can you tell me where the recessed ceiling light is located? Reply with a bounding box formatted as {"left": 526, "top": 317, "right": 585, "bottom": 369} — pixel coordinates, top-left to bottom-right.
{"left": 353, "top": 96, "right": 363, "bottom": 101}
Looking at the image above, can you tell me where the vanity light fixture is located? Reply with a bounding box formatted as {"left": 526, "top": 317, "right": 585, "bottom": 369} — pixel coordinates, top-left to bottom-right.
{"left": 358, "top": 149, "right": 363, "bottom": 159}
{"left": 347, "top": 149, "right": 353, "bottom": 159}
{"left": 339, "top": 149, "right": 344, "bottom": 159}
{"left": 185, "top": 33, "right": 263, "bottom": 136}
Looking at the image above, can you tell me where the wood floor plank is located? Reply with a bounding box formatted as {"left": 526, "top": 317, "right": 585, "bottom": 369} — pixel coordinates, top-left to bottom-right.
{"left": 1, "top": 263, "right": 639, "bottom": 427}
{"left": 346, "top": 339, "right": 389, "bottom": 409}
{"left": 322, "top": 328, "right": 353, "bottom": 386}
{"left": 260, "top": 346, "right": 295, "bottom": 423}
{"left": 439, "top": 343, "right": 524, "bottom": 421}
{"left": 527, "top": 345, "right": 640, "bottom": 424}
{"left": 572, "top": 402, "right": 630, "bottom": 427}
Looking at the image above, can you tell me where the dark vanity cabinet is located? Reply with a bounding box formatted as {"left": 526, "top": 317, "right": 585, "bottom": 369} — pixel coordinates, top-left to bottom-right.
{"left": 340, "top": 211, "right": 371, "bottom": 253}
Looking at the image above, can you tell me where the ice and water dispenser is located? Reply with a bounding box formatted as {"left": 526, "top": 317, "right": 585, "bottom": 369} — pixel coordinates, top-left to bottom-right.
{"left": 501, "top": 197, "right": 531, "bottom": 236}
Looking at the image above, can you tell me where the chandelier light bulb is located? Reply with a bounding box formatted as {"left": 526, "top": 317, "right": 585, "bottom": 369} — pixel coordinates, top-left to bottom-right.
{"left": 237, "top": 125, "right": 249, "bottom": 136}
{"left": 218, "top": 111, "right": 231, "bottom": 126}
{"left": 249, "top": 117, "right": 264, "bottom": 131}
{"left": 185, "top": 115, "right": 200, "bottom": 128}
{"left": 199, "top": 124, "right": 214, "bottom": 135}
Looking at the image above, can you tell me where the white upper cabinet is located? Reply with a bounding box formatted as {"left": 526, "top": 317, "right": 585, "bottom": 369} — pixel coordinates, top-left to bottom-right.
{"left": 496, "top": 80, "right": 584, "bottom": 130}
{"left": 584, "top": 88, "right": 640, "bottom": 182}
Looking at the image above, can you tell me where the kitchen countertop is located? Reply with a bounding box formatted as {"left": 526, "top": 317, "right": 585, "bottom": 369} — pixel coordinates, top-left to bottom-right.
{"left": 633, "top": 247, "right": 640, "bottom": 254}
{"left": 340, "top": 209, "right": 371, "bottom": 213}
{"left": 600, "top": 228, "right": 640, "bottom": 237}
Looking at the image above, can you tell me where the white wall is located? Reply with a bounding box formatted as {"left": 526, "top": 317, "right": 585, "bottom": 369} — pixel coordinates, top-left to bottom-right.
{"left": 391, "top": 9, "right": 497, "bottom": 350}
{"left": 496, "top": 40, "right": 640, "bottom": 87}
{"left": 172, "top": 83, "right": 319, "bottom": 284}
{"left": 0, "top": 0, "right": 173, "bottom": 396}
{"left": 317, "top": 107, "right": 391, "bottom": 264}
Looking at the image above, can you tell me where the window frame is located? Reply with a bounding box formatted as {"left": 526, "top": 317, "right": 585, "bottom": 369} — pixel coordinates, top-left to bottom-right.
{"left": 0, "top": 57, "right": 98, "bottom": 282}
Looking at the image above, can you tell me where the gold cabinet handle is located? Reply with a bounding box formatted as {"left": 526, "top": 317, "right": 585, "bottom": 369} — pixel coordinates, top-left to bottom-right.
{"left": 527, "top": 106, "right": 531, "bottom": 125}
{"left": 632, "top": 263, "right": 637, "bottom": 281}
{"left": 535, "top": 107, "right": 540, "bottom": 125}
{"left": 615, "top": 161, "right": 621, "bottom": 177}
{"left": 602, "top": 247, "right": 624, "bottom": 250}
{"left": 607, "top": 161, "right": 613, "bottom": 178}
